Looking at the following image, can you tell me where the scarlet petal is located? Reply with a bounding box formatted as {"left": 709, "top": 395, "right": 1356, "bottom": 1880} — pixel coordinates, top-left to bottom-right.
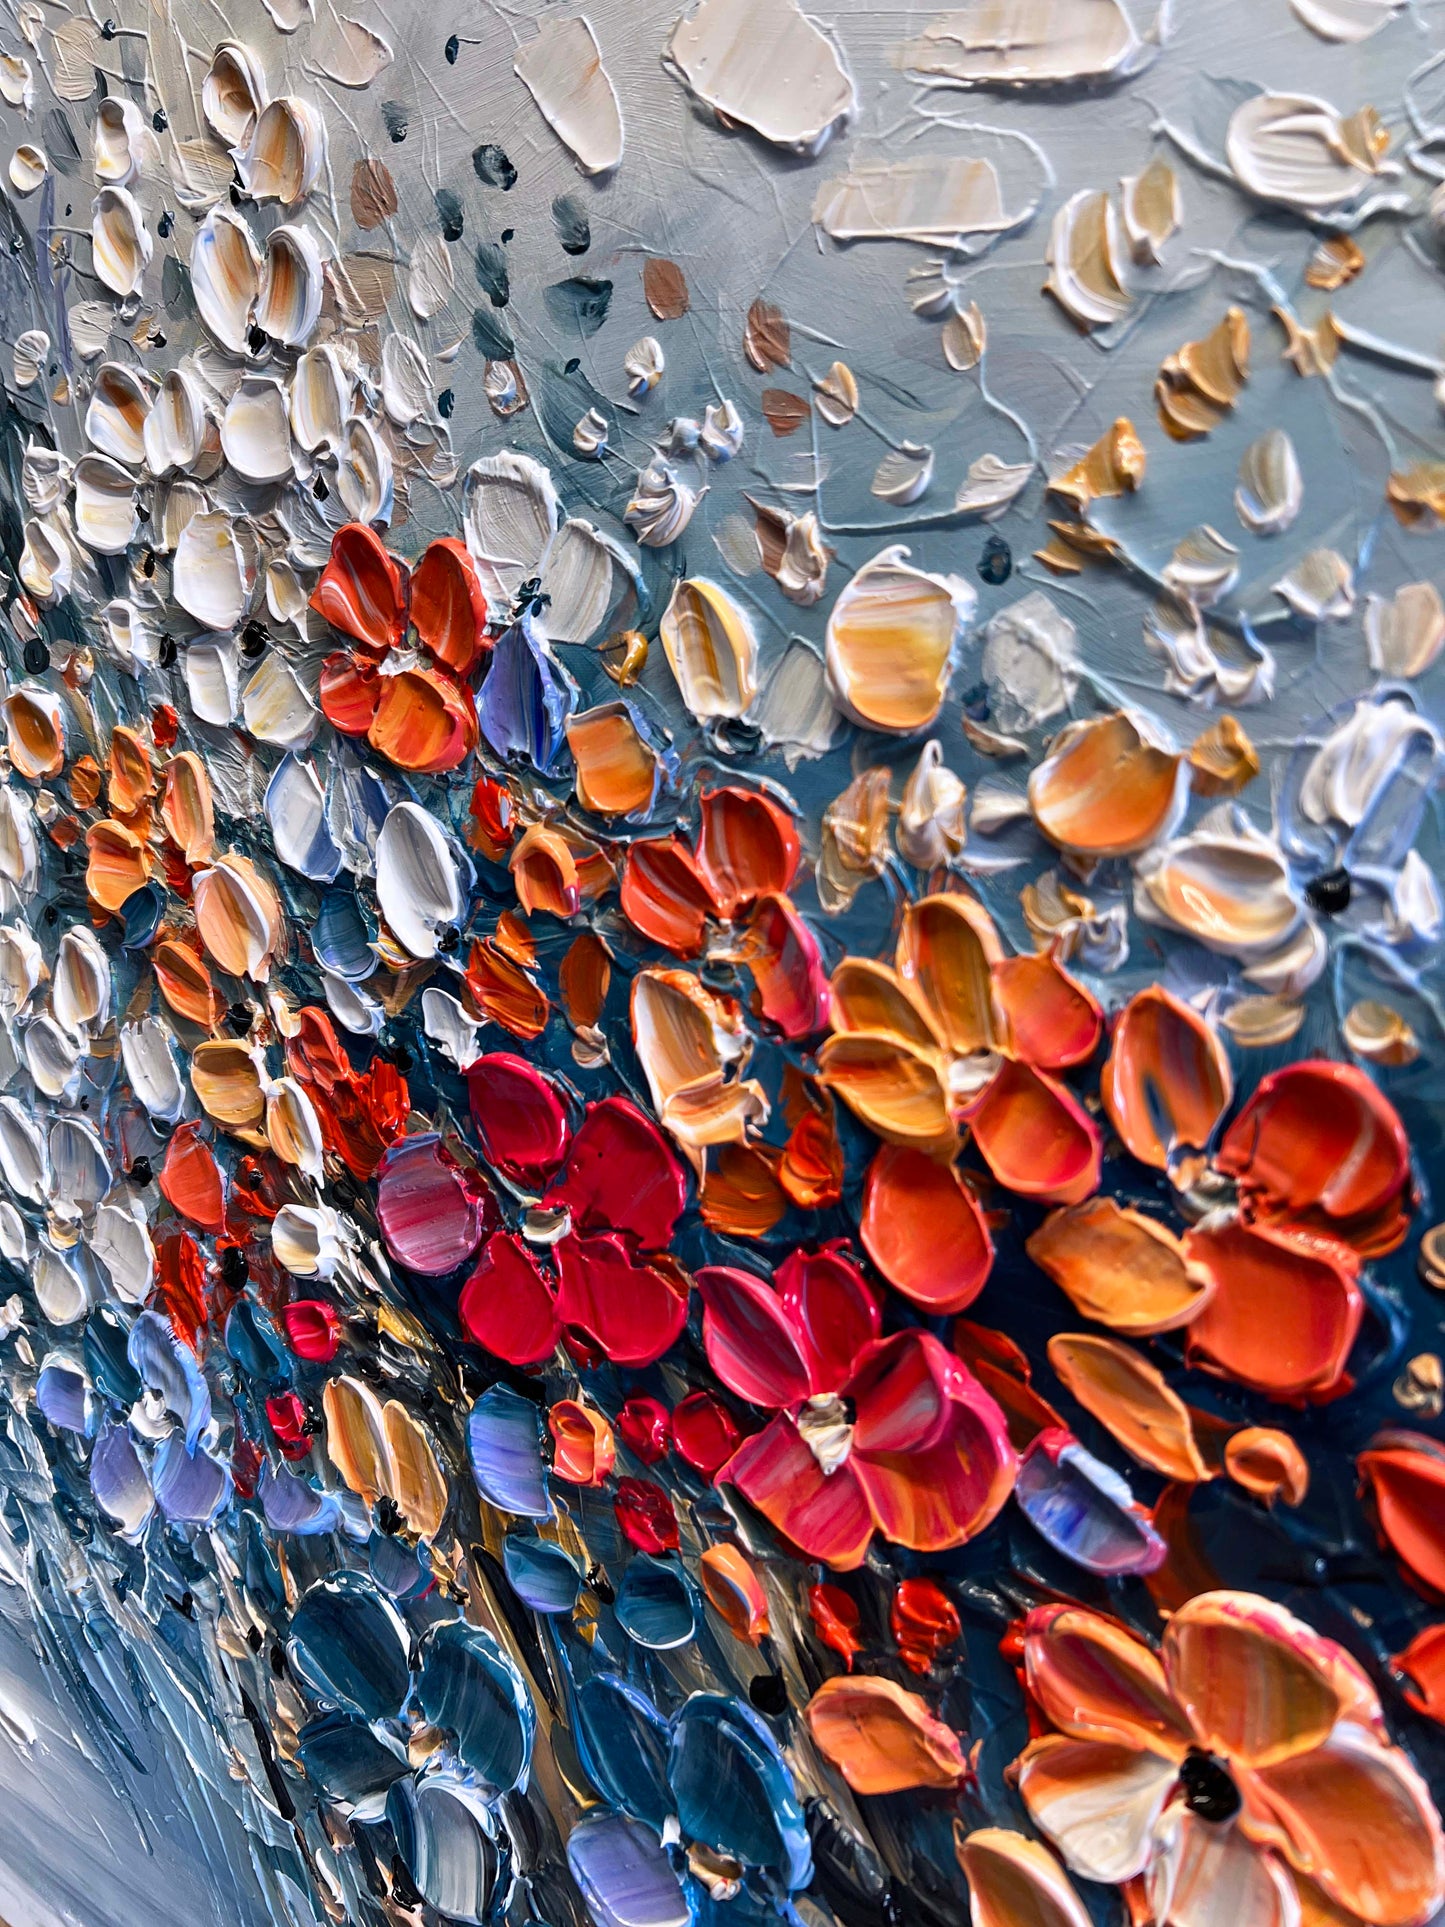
{"left": 466, "top": 1053, "right": 571, "bottom": 1188}
{"left": 1184, "top": 1218, "right": 1362, "bottom": 1400}
{"left": 776, "top": 1246, "right": 879, "bottom": 1397}
{"left": 546, "top": 1096, "right": 686, "bottom": 1250}
{"left": 1218, "top": 1060, "right": 1413, "bottom": 1255}
{"left": 969, "top": 1061, "right": 1102, "bottom": 1205}
{"left": 696, "top": 784, "right": 800, "bottom": 917}
{"left": 553, "top": 1231, "right": 688, "bottom": 1368}
{"left": 992, "top": 953, "right": 1102, "bottom": 1069}
{"left": 860, "top": 1143, "right": 993, "bottom": 1314}
{"left": 696, "top": 1264, "right": 813, "bottom": 1407}
{"left": 809, "top": 1583, "right": 862, "bottom": 1668}
{"left": 319, "top": 652, "right": 381, "bottom": 736}
{"left": 722, "top": 1414, "right": 876, "bottom": 1569}
{"left": 281, "top": 1300, "right": 341, "bottom": 1362}
{"left": 671, "top": 1390, "right": 743, "bottom": 1479}
{"left": 890, "top": 1578, "right": 960, "bottom": 1675}
{"left": 620, "top": 838, "right": 714, "bottom": 955}
{"left": 1358, "top": 1432, "right": 1445, "bottom": 1598}
{"left": 739, "top": 892, "right": 830, "bottom": 1039}
{"left": 310, "top": 522, "right": 407, "bottom": 651}
{"left": 159, "top": 1121, "right": 226, "bottom": 1233}
{"left": 614, "top": 1477, "right": 679, "bottom": 1554}
{"left": 459, "top": 1232, "right": 560, "bottom": 1365}
{"left": 411, "top": 536, "right": 489, "bottom": 676}
{"left": 1395, "top": 1622, "right": 1445, "bottom": 1725}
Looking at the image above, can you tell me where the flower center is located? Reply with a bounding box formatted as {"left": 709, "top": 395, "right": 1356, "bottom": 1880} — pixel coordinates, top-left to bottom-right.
{"left": 1179, "top": 1748, "right": 1241, "bottom": 1824}
{"left": 797, "top": 1393, "right": 854, "bottom": 1476}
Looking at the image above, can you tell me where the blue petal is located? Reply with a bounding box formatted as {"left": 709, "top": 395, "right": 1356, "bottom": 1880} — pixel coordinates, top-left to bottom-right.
{"left": 615, "top": 1555, "right": 697, "bottom": 1650}
{"left": 1016, "top": 1432, "right": 1167, "bottom": 1577}
{"left": 503, "top": 1533, "right": 583, "bottom": 1615}
{"left": 573, "top": 1674, "right": 674, "bottom": 1831}
{"left": 668, "top": 1695, "right": 812, "bottom": 1889}
{"left": 567, "top": 1814, "right": 691, "bottom": 1927}
{"left": 387, "top": 1771, "right": 503, "bottom": 1924}
{"left": 476, "top": 610, "right": 577, "bottom": 775}
{"left": 416, "top": 1621, "right": 535, "bottom": 1793}
{"left": 467, "top": 1386, "right": 550, "bottom": 1519}
{"left": 287, "top": 1572, "right": 413, "bottom": 1723}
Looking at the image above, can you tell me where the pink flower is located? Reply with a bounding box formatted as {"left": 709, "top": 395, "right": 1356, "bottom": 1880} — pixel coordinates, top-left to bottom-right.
{"left": 1015, "top": 1591, "right": 1445, "bottom": 1927}
{"left": 698, "top": 1251, "right": 1016, "bottom": 1570}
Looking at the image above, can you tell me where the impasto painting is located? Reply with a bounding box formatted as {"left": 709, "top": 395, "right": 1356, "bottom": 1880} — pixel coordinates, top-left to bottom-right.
{"left": 4, "top": 0, "right": 1445, "bottom": 1921}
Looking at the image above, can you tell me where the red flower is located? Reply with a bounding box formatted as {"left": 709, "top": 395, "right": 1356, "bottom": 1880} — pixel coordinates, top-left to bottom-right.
{"left": 458, "top": 1087, "right": 691, "bottom": 1370}
{"left": 697, "top": 1251, "right": 1017, "bottom": 1569}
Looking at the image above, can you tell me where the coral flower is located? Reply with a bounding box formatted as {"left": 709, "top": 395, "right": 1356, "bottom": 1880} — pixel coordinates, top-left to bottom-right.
{"left": 699, "top": 1253, "right": 1016, "bottom": 1569}
{"left": 620, "top": 784, "right": 829, "bottom": 1039}
{"left": 312, "top": 522, "right": 487, "bottom": 774}
{"left": 821, "top": 892, "right": 1104, "bottom": 1207}
{"left": 1015, "top": 1592, "right": 1445, "bottom": 1927}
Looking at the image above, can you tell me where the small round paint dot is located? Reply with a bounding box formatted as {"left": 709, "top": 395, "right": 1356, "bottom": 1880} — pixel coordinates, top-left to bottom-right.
{"left": 100, "top": 16, "right": 116, "bottom": 35}
{"left": 247, "top": 323, "right": 267, "bottom": 354}
{"left": 158, "top": 210, "right": 174, "bottom": 238}
{"left": 221, "top": 1246, "right": 248, "bottom": 1288}
{"left": 1305, "top": 867, "right": 1352, "bottom": 915}
{"left": 445, "top": 33, "right": 459, "bottom": 62}
{"left": 158, "top": 634, "right": 177, "bottom": 665}
{"left": 152, "top": 107, "right": 168, "bottom": 131}
{"left": 563, "top": 356, "right": 581, "bottom": 375}
{"left": 129, "top": 1156, "right": 154, "bottom": 1188}
{"left": 748, "top": 1673, "right": 789, "bottom": 1716}
{"left": 501, "top": 227, "right": 514, "bottom": 244}
{"left": 978, "top": 533, "right": 1011, "bottom": 584}
{"left": 438, "top": 388, "right": 455, "bottom": 417}
{"left": 22, "top": 638, "right": 49, "bottom": 674}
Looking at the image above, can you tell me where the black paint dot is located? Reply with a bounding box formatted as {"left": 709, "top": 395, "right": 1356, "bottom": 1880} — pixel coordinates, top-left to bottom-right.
{"left": 1179, "top": 1751, "right": 1240, "bottom": 1825}
{"left": 435, "top": 187, "right": 464, "bottom": 242}
{"left": 472, "top": 142, "right": 517, "bottom": 190}
{"left": 100, "top": 16, "right": 117, "bottom": 36}
{"left": 382, "top": 100, "right": 409, "bottom": 143}
{"left": 129, "top": 1156, "right": 153, "bottom": 1188}
{"left": 152, "top": 108, "right": 167, "bottom": 131}
{"left": 220, "top": 1246, "right": 248, "bottom": 1288}
{"left": 22, "top": 639, "right": 49, "bottom": 675}
{"left": 444, "top": 32, "right": 460, "bottom": 62}
{"left": 247, "top": 322, "right": 267, "bottom": 354}
{"left": 438, "top": 387, "right": 454, "bottom": 418}
{"left": 158, "top": 634, "right": 177, "bottom": 666}
{"left": 1305, "top": 867, "right": 1352, "bottom": 916}
{"left": 978, "top": 533, "right": 1012, "bottom": 585}
{"left": 748, "top": 1673, "right": 789, "bottom": 1716}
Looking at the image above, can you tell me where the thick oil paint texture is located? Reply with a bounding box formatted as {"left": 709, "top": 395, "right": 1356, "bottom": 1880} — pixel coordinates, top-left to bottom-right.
{"left": 0, "top": 2, "right": 1444, "bottom": 1927}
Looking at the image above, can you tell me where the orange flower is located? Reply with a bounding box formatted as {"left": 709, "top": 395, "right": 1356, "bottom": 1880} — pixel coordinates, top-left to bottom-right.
{"left": 1014, "top": 1592, "right": 1445, "bottom": 1927}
